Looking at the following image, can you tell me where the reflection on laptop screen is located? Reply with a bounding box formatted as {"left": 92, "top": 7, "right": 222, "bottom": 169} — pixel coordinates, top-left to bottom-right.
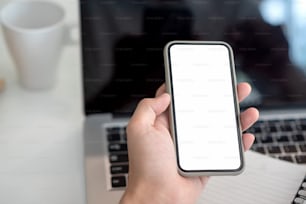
{"left": 80, "top": 0, "right": 306, "bottom": 115}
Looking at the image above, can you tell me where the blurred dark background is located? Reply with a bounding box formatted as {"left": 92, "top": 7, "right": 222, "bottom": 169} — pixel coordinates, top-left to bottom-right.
{"left": 80, "top": 0, "right": 306, "bottom": 115}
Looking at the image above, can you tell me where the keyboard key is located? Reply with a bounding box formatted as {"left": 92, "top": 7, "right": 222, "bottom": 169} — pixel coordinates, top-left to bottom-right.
{"left": 256, "top": 120, "right": 266, "bottom": 125}
{"left": 107, "top": 127, "right": 121, "bottom": 133}
{"left": 249, "top": 126, "right": 262, "bottom": 134}
{"left": 260, "top": 136, "right": 273, "bottom": 143}
{"left": 276, "top": 135, "right": 289, "bottom": 143}
{"left": 298, "top": 189, "right": 306, "bottom": 197}
{"left": 299, "top": 124, "right": 306, "bottom": 131}
{"left": 268, "top": 120, "right": 281, "bottom": 126}
{"left": 109, "top": 154, "right": 128, "bottom": 163}
{"left": 296, "top": 155, "right": 306, "bottom": 164}
{"left": 280, "top": 125, "right": 293, "bottom": 132}
{"left": 283, "top": 145, "right": 297, "bottom": 153}
{"left": 294, "top": 197, "right": 306, "bottom": 204}
{"left": 111, "top": 164, "right": 129, "bottom": 174}
{"left": 111, "top": 176, "right": 126, "bottom": 188}
{"left": 293, "top": 134, "right": 305, "bottom": 142}
{"left": 107, "top": 133, "right": 121, "bottom": 142}
{"left": 108, "top": 143, "right": 128, "bottom": 152}
{"left": 267, "top": 145, "right": 281, "bottom": 154}
{"left": 278, "top": 155, "right": 293, "bottom": 162}
{"left": 267, "top": 125, "right": 277, "bottom": 133}
{"left": 252, "top": 146, "right": 266, "bottom": 154}
{"left": 299, "top": 144, "right": 306, "bottom": 152}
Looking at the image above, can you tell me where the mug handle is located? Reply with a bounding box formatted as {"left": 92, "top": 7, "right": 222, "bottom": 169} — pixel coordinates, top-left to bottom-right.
{"left": 64, "top": 23, "right": 79, "bottom": 45}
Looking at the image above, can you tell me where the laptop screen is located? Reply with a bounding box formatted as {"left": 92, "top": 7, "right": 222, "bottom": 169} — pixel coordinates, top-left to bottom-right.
{"left": 80, "top": 0, "right": 306, "bottom": 115}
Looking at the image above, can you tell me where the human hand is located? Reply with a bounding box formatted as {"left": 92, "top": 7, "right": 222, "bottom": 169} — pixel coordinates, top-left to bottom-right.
{"left": 120, "top": 82, "right": 259, "bottom": 204}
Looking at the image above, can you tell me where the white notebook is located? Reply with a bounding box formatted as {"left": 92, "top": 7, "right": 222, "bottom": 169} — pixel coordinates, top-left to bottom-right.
{"left": 197, "top": 151, "right": 305, "bottom": 204}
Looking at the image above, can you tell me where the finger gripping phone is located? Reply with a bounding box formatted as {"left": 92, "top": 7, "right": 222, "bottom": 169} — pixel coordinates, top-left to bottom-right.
{"left": 164, "top": 41, "right": 244, "bottom": 176}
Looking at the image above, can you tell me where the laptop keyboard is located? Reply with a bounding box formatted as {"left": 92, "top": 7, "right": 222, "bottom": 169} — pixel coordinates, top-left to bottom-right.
{"left": 248, "top": 118, "right": 306, "bottom": 164}
{"left": 247, "top": 118, "right": 306, "bottom": 203}
{"left": 105, "top": 119, "right": 306, "bottom": 203}
{"left": 106, "top": 125, "right": 129, "bottom": 189}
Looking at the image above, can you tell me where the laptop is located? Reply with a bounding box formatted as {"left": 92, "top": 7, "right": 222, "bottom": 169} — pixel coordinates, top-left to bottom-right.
{"left": 80, "top": 0, "right": 306, "bottom": 203}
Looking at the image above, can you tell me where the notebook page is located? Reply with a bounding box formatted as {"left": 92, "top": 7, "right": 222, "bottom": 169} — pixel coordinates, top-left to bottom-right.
{"left": 197, "top": 151, "right": 306, "bottom": 204}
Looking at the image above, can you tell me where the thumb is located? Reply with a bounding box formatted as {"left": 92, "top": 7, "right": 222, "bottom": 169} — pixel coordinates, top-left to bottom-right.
{"left": 129, "top": 93, "right": 171, "bottom": 129}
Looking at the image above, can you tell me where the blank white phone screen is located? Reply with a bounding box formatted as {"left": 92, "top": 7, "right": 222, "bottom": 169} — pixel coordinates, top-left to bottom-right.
{"left": 169, "top": 43, "right": 241, "bottom": 171}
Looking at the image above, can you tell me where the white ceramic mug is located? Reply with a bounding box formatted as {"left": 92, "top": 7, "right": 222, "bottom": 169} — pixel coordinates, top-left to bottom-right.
{"left": 1, "top": 1, "right": 69, "bottom": 90}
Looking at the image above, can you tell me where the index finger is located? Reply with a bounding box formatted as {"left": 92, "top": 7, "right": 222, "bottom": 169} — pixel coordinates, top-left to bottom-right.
{"left": 157, "top": 82, "right": 251, "bottom": 103}
{"left": 237, "top": 82, "right": 251, "bottom": 102}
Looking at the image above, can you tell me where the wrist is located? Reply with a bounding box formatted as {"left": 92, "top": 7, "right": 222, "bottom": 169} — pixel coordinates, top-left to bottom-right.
{"left": 120, "top": 181, "right": 176, "bottom": 204}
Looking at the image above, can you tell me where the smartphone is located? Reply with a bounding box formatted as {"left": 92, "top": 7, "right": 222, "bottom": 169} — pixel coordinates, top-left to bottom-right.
{"left": 164, "top": 41, "right": 244, "bottom": 176}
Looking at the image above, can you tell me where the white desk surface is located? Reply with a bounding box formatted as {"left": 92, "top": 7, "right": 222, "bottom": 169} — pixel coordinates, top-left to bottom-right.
{"left": 0, "top": 0, "right": 86, "bottom": 203}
